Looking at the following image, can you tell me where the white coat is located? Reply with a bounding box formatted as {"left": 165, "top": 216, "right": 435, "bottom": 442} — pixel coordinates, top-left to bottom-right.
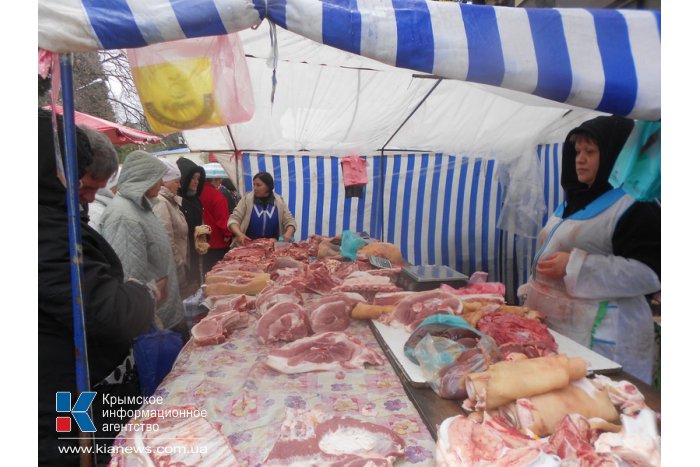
{"left": 522, "top": 188, "right": 660, "bottom": 384}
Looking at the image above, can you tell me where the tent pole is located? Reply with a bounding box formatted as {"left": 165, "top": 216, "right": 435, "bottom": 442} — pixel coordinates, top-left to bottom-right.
{"left": 377, "top": 79, "right": 442, "bottom": 245}
{"left": 60, "top": 53, "right": 95, "bottom": 467}
{"left": 379, "top": 79, "right": 442, "bottom": 152}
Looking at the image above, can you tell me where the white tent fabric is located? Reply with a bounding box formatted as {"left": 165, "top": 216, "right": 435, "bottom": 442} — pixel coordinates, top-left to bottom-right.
{"left": 183, "top": 21, "right": 604, "bottom": 238}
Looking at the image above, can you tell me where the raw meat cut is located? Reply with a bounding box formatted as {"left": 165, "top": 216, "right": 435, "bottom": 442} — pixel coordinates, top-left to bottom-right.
{"left": 308, "top": 301, "right": 351, "bottom": 333}
{"left": 545, "top": 414, "right": 620, "bottom": 465}
{"left": 203, "top": 272, "right": 270, "bottom": 297}
{"left": 305, "top": 293, "right": 366, "bottom": 333}
{"left": 209, "top": 261, "right": 264, "bottom": 274}
{"left": 333, "top": 272, "right": 401, "bottom": 294}
{"left": 263, "top": 408, "right": 405, "bottom": 466}
{"left": 440, "top": 281, "right": 506, "bottom": 297}
{"left": 114, "top": 406, "right": 241, "bottom": 466}
{"left": 435, "top": 413, "right": 551, "bottom": 467}
{"left": 266, "top": 331, "right": 386, "bottom": 374}
{"left": 269, "top": 255, "right": 305, "bottom": 271}
{"left": 429, "top": 337, "right": 501, "bottom": 400}
{"left": 191, "top": 309, "right": 249, "bottom": 346}
{"left": 255, "top": 302, "right": 311, "bottom": 344}
{"left": 305, "top": 261, "right": 343, "bottom": 294}
{"left": 381, "top": 290, "right": 463, "bottom": 331}
{"left": 373, "top": 291, "right": 417, "bottom": 306}
{"left": 497, "top": 378, "right": 620, "bottom": 437}
{"left": 477, "top": 312, "right": 558, "bottom": 357}
{"left": 255, "top": 284, "right": 303, "bottom": 315}
{"left": 594, "top": 409, "right": 660, "bottom": 466}
{"left": 207, "top": 294, "right": 250, "bottom": 315}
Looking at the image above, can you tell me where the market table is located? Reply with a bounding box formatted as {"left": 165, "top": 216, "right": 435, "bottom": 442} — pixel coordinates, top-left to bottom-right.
{"left": 112, "top": 319, "right": 437, "bottom": 465}
{"left": 370, "top": 323, "right": 662, "bottom": 440}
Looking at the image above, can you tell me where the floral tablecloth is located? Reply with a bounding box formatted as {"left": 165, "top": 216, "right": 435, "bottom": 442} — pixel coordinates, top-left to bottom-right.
{"left": 113, "top": 318, "right": 436, "bottom": 466}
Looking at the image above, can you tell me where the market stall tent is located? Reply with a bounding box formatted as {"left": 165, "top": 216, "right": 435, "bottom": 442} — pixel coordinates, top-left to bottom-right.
{"left": 38, "top": 0, "right": 660, "bottom": 299}
{"left": 41, "top": 105, "right": 162, "bottom": 145}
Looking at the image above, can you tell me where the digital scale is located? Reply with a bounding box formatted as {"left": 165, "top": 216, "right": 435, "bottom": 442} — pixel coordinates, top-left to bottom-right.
{"left": 396, "top": 265, "right": 469, "bottom": 291}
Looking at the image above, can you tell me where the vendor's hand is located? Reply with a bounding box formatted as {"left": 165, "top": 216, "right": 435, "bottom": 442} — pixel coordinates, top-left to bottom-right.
{"left": 536, "top": 251, "right": 570, "bottom": 279}
{"left": 234, "top": 232, "right": 251, "bottom": 245}
{"left": 154, "top": 276, "right": 169, "bottom": 307}
{"left": 282, "top": 233, "right": 293, "bottom": 243}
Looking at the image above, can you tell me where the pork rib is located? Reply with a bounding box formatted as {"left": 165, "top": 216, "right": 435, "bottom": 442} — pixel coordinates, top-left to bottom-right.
{"left": 266, "top": 331, "right": 386, "bottom": 374}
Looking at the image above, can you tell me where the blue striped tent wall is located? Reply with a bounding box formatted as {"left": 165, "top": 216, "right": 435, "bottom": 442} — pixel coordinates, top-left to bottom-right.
{"left": 500, "top": 143, "right": 565, "bottom": 303}
{"left": 241, "top": 152, "right": 502, "bottom": 283}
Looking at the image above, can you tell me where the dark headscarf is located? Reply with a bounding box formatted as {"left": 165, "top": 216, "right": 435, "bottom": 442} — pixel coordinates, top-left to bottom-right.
{"left": 253, "top": 171, "right": 275, "bottom": 206}
{"left": 38, "top": 108, "right": 93, "bottom": 208}
{"left": 561, "top": 116, "right": 634, "bottom": 217}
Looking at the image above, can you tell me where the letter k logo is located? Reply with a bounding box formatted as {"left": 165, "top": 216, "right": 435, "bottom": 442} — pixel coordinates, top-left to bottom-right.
{"left": 56, "top": 392, "right": 97, "bottom": 433}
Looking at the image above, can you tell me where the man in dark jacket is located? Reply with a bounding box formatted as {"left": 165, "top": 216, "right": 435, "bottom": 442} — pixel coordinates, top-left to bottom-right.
{"left": 176, "top": 158, "right": 206, "bottom": 293}
{"left": 38, "top": 109, "right": 157, "bottom": 466}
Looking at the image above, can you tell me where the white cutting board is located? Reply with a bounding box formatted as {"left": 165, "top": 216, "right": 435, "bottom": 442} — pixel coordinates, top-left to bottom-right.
{"left": 548, "top": 329, "right": 622, "bottom": 374}
{"left": 371, "top": 320, "right": 622, "bottom": 387}
{"left": 371, "top": 321, "right": 428, "bottom": 386}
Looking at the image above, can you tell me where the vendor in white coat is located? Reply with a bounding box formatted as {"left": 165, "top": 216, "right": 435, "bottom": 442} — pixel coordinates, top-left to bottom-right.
{"left": 520, "top": 116, "right": 660, "bottom": 384}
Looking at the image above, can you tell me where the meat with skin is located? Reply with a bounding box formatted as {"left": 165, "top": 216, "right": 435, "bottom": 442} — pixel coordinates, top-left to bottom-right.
{"left": 256, "top": 302, "right": 311, "bottom": 344}
{"left": 381, "top": 290, "right": 463, "bottom": 331}
{"left": 309, "top": 301, "right": 351, "bottom": 333}
{"left": 263, "top": 408, "right": 405, "bottom": 466}
{"left": 255, "top": 284, "right": 303, "bottom": 315}
{"left": 306, "top": 293, "right": 366, "bottom": 333}
{"left": 209, "top": 261, "right": 264, "bottom": 274}
{"left": 223, "top": 246, "right": 268, "bottom": 261}
{"left": 191, "top": 309, "right": 249, "bottom": 346}
{"left": 119, "top": 406, "right": 242, "bottom": 466}
{"left": 208, "top": 294, "right": 250, "bottom": 315}
{"left": 203, "top": 272, "right": 270, "bottom": 297}
{"left": 435, "top": 414, "right": 550, "bottom": 467}
{"left": 332, "top": 272, "right": 401, "bottom": 294}
{"left": 269, "top": 255, "right": 305, "bottom": 272}
{"left": 497, "top": 378, "right": 620, "bottom": 437}
{"left": 373, "top": 291, "right": 417, "bottom": 306}
{"left": 440, "top": 281, "right": 506, "bottom": 297}
{"left": 266, "top": 331, "right": 386, "bottom": 374}
{"left": 545, "top": 414, "right": 619, "bottom": 465}
{"left": 305, "top": 261, "right": 343, "bottom": 294}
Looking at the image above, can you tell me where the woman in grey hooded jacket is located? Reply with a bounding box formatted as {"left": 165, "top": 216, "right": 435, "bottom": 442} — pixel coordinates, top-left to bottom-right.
{"left": 100, "top": 151, "right": 186, "bottom": 333}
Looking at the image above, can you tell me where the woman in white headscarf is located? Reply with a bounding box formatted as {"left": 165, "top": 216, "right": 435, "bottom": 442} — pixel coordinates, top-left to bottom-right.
{"left": 153, "top": 159, "right": 190, "bottom": 298}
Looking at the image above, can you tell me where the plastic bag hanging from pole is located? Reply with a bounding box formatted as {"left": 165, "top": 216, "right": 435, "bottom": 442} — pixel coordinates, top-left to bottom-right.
{"left": 127, "top": 33, "right": 254, "bottom": 134}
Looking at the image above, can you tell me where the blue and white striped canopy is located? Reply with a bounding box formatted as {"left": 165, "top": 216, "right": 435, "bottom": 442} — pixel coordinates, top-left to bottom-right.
{"left": 38, "top": 0, "right": 660, "bottom": 120}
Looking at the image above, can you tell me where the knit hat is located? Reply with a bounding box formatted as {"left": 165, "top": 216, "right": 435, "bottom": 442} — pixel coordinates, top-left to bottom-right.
{"left": 203, "top": 162, "right": 226, "bottom": 179}
{"left": 160, "top": 158, "right": 182, "bottom": 182}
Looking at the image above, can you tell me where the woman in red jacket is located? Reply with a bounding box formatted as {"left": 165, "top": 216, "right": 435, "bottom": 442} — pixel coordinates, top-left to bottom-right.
{"left": 200, "top": 163, "right": 234, "bottom": 273}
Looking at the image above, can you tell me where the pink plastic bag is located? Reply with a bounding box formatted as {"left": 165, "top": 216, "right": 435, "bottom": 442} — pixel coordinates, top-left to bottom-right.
{"left": 341, "top": 155, "right": 368, "bottom": 186}
{"left": 127, "top": 33, "right": 254, "bottom": 134}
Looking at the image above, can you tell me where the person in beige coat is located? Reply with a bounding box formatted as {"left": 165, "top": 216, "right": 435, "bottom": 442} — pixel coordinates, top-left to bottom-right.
{"left": 228, "top": 171, "right": 297, "bottom": 244}
{"left": 153, "top": 159, "right": 190, "bottom": 297}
